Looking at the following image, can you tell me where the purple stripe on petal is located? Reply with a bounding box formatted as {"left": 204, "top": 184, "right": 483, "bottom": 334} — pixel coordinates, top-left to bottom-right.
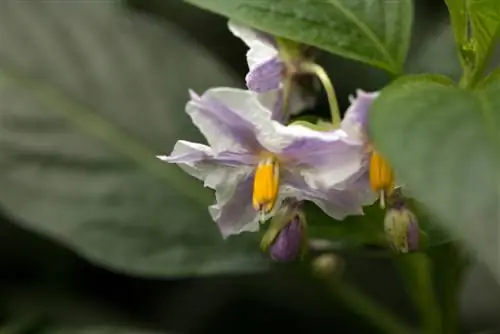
{"left": 246, "top": 58, "right": 284, "bottom": 93}
{"left": 281, "top": 131, "right": 363, "bottom": 166}
{"left": 271, "top": 89, "right": 285, "bottom": 123}
{"left": 189, "top": 91, "right": 262, "bottom": 152}
{"left": 162, "top": 147, "right": 254, "bottom": 167}
{"left": 160, "top": 149, "right": 208, "bottom": 164}
{"left": 281, "top": 170, "right": 367, "bottom": 220}
{"left": 209, "top": 173, "right": 260, "bottom": 238}
{"left": 215, "top": 151, "right": 257, "bottom": 166}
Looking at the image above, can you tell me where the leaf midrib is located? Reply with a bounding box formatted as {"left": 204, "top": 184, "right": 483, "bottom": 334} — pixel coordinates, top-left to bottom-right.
{"left": 0, "top": 63, "right": 214, "bottom": 207}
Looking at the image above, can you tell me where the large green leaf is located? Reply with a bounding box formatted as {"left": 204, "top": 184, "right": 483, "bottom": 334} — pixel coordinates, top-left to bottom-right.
{"left": 184, "top": 0, "right": 413, "bottom": 74}
{"left": 444, "top": 0, "right": 500, "bottom": 85}
{"left": 43, "top": 327, "right": 166, "bottom": 334}
{"left": 369, "top": 74, "right": 500, "bottom": 282}
{"left": 0, "top": 1, "right": 267, "bottom": 276}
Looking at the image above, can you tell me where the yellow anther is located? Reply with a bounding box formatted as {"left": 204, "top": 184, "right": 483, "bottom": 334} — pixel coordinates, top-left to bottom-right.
{"left": 252, "top": 156, "right": 280, "bottom": 215}
{"left": 369, "top": 150, "right": 395, "bottom": 208}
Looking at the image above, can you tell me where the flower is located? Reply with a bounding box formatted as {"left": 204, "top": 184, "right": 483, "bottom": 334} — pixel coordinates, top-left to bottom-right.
{"left": 228, "top": 21, "right": 315, "bottom": 120}
{"left": 158, "top": 87, "right": 368, "bottom": 238}
{"left": 341, "top": 90, "right": 396, "bottom": 205}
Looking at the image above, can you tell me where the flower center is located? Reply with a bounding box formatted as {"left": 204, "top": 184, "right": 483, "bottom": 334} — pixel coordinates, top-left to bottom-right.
{"left": 369, "top": 150, "right": 394, "bottom": 208}
{"left": 252, "top": 155, "right": 280, "bottom": 216}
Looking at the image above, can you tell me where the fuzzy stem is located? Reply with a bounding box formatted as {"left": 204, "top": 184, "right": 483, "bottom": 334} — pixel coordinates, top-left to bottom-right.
{"left": 300, "top": 62, "right": 341, "bottom": 127}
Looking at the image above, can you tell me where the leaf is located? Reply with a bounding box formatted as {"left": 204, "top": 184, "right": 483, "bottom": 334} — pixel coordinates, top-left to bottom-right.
{"left": 43, "top": 326, "right": 167, "bottom": 334}
{"left": 444, "top": 0, "right": 500, "bottom": 85}
{"left": 0, "top": 1, "right": 267, "bottom": 276}
{"left": 369, "top": 74, "right": 500, "bottom": 282}
{"left": 184, "top": 0, "right": 414, "bottom": 74}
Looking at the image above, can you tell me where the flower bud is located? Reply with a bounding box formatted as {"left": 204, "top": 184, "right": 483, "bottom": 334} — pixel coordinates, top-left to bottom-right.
{"left": 312, "top": 253, "right": 345, "bottom": 279}
{"left": 269, "top": 215, "right": 303, "bottom": 262}
{"left": 260, "top": 200, "right": 307, "bottom": 262}
{"left": 384, "top": 189, "right": 420, "bottom": 253}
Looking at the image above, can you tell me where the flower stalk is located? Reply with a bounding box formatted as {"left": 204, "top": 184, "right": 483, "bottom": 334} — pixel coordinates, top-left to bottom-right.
{"left": 300, "top": 62, "right": 342, "bottom": 127}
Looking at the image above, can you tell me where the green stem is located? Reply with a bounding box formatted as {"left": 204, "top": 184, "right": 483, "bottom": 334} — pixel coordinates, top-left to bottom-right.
{"left": 396, "top": 253, "right": 442, "bottom": 334}
{"left": 300, "top": 62, "right": 341, "bottom": 127}
{"left": 431, "top": 243, "right": 468, "bottom": 334}
{"left": 0, "top": 314, "right": 42, "bottom": 334}
{"left": 325, "top": 280, "right": 414, "bottom": 334}
{"left": 281, "top": 76, "right": 293, "bottom": 122}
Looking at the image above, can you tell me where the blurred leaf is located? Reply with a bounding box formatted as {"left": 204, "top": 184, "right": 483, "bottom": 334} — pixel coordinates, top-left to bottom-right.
{"left": 0, "top": 1, "right": 267, "bottom": 276}
{"left": 43, "top": 327, "right": 166, "bottom": 334}
{"left": 184, "top": 0, "right": 413, "bottom": 74}
{"left": 444, "top": 0, "right": 500, "bottom": 85}
{"left": 369, "top": 74, "right": 500, "bottom": 282}
{"left": 405, "top": 23, "right": 462, "bottom": 80}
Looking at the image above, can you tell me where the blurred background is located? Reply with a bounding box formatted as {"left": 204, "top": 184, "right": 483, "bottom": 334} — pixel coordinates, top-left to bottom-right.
{"left": 0, "top": 1, "right": 499, "bottom": 333}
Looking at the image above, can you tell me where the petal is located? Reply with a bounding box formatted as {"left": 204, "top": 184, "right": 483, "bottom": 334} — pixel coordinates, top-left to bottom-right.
{"left": 257, "top": 84, "right": 316, "bottom": 124}
{"left": 209, "top": 170, "right": 261, "bottom": 238}
{"left": 187, "top": 88, "right": 272, "bottom": 153}
{"left": 264, "top": 125, "right": 367, "bottom": 189}
{"left": 342, "top": 89, "right": 379, "bottom": 143}
{"left": 257, "top": 89, "right": 285, "bottom": 123}
{"left": 280, "top": 170, "right": 369, "bottom": 220}
{"left": 157, "top": 140, "right": 213, "bottom": 182}
{"left": 210, "top": 166, "right": 295, "bottom": 238}
{"left": 227, "top": 20, "right": 278, "bottom": 71}
{"left": 256, "top": 123, "right": 366, "bottom": 188}
{"left": 158, "top": 140, "right": 256, "bottom": 187}
{"left": 245, "top": 57, "right": 284, "bottom": 92}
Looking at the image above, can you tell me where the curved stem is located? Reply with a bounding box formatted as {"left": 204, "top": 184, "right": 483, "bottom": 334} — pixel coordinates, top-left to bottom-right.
{"left": 396, "top": 253, "right": 442, "bottom": 334}
{"left": 300, "top": 62, "right": 341, "bottom": 127}
{"left": 326, "top": 280, "right": 415, "bottom": 334}
{"left": 281, "top": 75, "right": 293, "bottom": 123}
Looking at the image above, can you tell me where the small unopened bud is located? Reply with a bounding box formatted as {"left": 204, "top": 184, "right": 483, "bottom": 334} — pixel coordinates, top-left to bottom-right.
{"left": 269, "top": 215, "right": 303, "bottom": 262}
{"left": 260, "top": 200, "right": 307, "bottom": 262}
{"left": 384, "top": 202, "right": 420, "bottom": 253}
{"left": 312, "top": 253, "right": 345, "bottom": 278}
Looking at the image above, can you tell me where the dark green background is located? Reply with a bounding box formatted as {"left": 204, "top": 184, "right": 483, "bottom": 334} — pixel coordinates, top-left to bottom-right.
{"left": 0, "top": 0, "right": 499, "bottom": 333}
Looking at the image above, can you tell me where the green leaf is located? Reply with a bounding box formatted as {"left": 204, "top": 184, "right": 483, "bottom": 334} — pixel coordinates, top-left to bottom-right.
{"left": 369, "top": 74, "right": 500, "bottom": 282}
{"left": 445, "top": 0, "right": 500, "bottom": 86}
{"left": 43, "top": 327, "right": 167, "bottom": 334}
{"left": 0, "top": 1, "right": 267, "bottom": 276}
{"left": 184, "top": 0, "right": 414, "bottom": 74}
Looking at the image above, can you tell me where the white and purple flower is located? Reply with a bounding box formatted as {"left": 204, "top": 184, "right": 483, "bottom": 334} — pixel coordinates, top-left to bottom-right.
{"left": 158, "top": 87, "right": 371, "bottom": 238}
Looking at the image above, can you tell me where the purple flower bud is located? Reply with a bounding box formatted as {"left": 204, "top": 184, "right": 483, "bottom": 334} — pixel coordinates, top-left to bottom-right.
{"left": 269, "top": 215, "right": 303, "bottom": 262}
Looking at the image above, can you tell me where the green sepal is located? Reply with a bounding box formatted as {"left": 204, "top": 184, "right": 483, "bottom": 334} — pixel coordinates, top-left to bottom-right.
{"left": 298, "top": 211, "right": 309, "bottom": 260}
{"left": 260, "top": 206, "right": 297, "bottom": 252}
{"left": 275, "top": 37, "right": 303, "bottom": 65}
